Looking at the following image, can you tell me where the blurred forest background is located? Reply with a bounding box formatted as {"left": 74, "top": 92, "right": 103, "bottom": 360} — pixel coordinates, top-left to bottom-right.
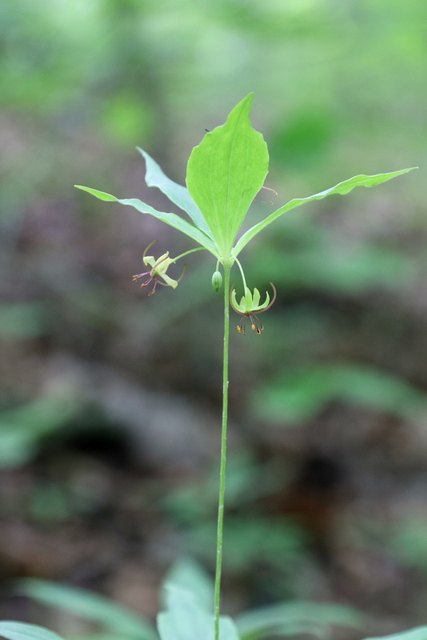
{"left": 1, "top": 0, "right": 427, "bottom": 638}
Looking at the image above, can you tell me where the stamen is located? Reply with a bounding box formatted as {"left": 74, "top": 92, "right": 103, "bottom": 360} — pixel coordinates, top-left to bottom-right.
{"left": 132, "top": 271, "right": 150, "bottom": 281}
{"left": 255, "top": 317, "right": 264, "bottom": 331}
{"left": 140, "top": 276, "right": 153, "bottom": 288}
{"left": 237, "top": 316, "right": 247, "bottom": 335}
{"left": 148, "top": 279, "right": 158, "bottom": 296}
{"left": 261, "top": 185, "right": 278, "bottom": 205}
{"left": 250, "top": 314, "right": 264, "bottom": 335}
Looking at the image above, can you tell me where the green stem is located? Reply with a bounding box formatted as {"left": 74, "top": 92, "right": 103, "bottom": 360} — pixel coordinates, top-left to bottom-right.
{"left": 173, "top": 246, "right": 207, "bottom": 262}
{"left": 214, "top": 261, "right": 231, "bottom": 640}
{"left": 234, "top": 257, "right": 247, "bottom": 291}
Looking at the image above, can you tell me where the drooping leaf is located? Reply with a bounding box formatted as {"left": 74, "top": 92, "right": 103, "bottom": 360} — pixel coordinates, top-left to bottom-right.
{"left": 16, "top": 580, "right": 157, "bottom": 640}
{"left": 0, "top": 622, "right": 65, "bottom": 640}
{"left": 75, "top": 186, "right": 219, "bottom": 257}
{"left": 186, "top": 94, "right": 269, "bottom": 257}
{"left": 137, "top": 148, "right": 212, "bottom": 236}
{"left": 232, "top": 168, "right": 417, "bottom": 257}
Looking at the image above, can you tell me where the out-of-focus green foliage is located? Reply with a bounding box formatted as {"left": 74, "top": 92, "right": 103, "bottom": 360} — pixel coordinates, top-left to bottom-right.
{"left": 363, "top": 629, "right": 427, "bottom": 640}
{"left": 0, "top": 395, "right": 81, "bottom": 468}
{"left": 236, "top": 602, "right": 366, "bottom": 640}
{"left": 17, "top": 580, "right": 157, "bottom": 640}
{"left": 252, "top": 363, "right": 427, "bottom": 424}
{"left": 391, "top": 518, "right": 427, "bottom": 572}
{"left": 0, "top": 303, "right": 50, "bottom": 337}
{"left": 1, "top": 0, "right": 425, "bottom": 197}
{"left": 17, "top": 559, "right": 366, "bottom": 640}
{"left": 0, "top": 622, "right": 65, "bottom": 640}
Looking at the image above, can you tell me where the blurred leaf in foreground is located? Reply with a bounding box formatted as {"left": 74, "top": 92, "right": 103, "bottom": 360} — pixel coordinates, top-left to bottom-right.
{"left": 16, "top": 580, "right": 156, "bottom": 640}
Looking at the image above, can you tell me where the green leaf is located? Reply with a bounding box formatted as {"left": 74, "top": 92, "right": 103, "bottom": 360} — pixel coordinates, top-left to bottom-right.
{"left": 0, "top": 622, "right": 65, "bottom": 640}
{"left": 75, "top": 186, "right": 219, "bottom": 257}
{"left": 219, "top": 618, "right": 240, "bottom": 640}
{"left": 16, "top": 580, "right": 157, "bottom": 640}
{"left": 137, "top": 148, "right": 212, "bottom": 237}
{"left": 237, "top": 601, "right": 365, "bottom": 640}
{"left": 363, "top": 628, "right": 427, "bottom": 640}
{"left": 157, "top": 585, "right": 239, "bottom": 640}
{"left": 66, "top": 635, "right": 132, "bottom": 640}
{"left": 186, "top": 94, "right": 269, "bottom": 257}
{"left": 162, "top": 557, "right": 214, "bottom": 612}
{"left": 232, "top": 168, "right": 417, "bottom": 257}
{"left": 157, "top": 586, "right": 213, "bottom": 640}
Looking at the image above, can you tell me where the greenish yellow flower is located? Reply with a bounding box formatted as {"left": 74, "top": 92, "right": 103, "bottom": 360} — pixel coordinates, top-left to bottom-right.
{"left": 132, "top": 241, "right": 185, "bottom": 296}
{"left": 230, "top": 283, "right": 276, "bottom": 335}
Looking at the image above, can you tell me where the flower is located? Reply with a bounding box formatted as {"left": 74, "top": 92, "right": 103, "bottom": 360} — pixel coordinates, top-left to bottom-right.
{"left": 230, "top": 283, "right": 276, "bottom": 335}
{"left": 132, "top": 241, "right": 185, "bottom": 296}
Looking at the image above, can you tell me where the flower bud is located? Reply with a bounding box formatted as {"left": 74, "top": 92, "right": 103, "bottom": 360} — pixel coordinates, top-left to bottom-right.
{"left": 212, "top": 270, "right": 223, "bottom": 292}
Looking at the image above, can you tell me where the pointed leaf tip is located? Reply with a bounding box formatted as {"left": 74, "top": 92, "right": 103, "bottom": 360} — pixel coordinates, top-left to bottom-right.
{"left": 186, "top": 94, "right": 268, "bottom": 256}
{"left": 74, "top": 186, "right": 118, "bottom": 202}
{"left": 233, "top": 166, "right": 418, "bottom": 257}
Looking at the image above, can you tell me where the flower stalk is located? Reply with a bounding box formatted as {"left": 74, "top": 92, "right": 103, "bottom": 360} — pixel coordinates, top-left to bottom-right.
{"left": 214, "top": 261, "right": 231, "bottom": 640}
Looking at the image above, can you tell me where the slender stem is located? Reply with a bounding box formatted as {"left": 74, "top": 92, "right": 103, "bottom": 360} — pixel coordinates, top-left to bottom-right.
{"left": 214, "top": 261, "right": 231, "bottom": 640}
{"left": 173, "top": 246, "right": 207, "bottom": 262}
{"left": 234, "top": 257, "right": 247, "bottom": 291}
